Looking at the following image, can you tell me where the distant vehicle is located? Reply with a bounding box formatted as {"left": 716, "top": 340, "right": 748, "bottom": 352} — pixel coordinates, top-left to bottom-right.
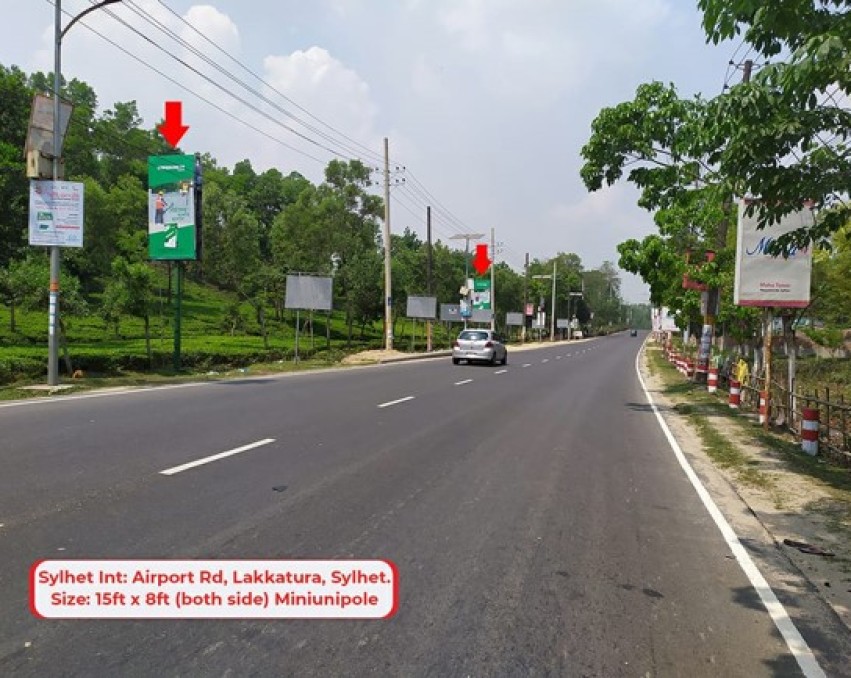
{"left": 452, "top": 329, "right": 508, "bottom": 365}
{"left": 630, "top": 329, "right": 638, "bottom": 337}
{"left": 573, "top": 330, "right": 584, "bottom": 340}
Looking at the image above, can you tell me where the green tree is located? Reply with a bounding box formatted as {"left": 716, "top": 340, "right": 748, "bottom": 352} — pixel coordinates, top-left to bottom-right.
{"left": 100, "top": 257, "right": 156, "bottom": 365}
{"left": 0, "top": 255, "right": 45, "bottom": 332}
{"left": 200, "top": 181, "right": 262, "bottom": 291}
{"left": 0, "top": 65, "right": 31, "bottom": 266}
{"left": 699, "top": 0, "right": 851, "bottom": 249}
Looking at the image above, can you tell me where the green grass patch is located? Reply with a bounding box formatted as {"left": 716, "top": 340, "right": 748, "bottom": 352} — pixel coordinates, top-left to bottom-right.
{"left": 749, "top": 428, "right": 851, "bottom": 497}
{"left": 0, "top": 273, "right": 470, "bottom": 387}
{"left": 686, "top": 412, "right": 774, "bottom": 490}
{"left": 647, "top": 346, "right": 772, "bottom": 489}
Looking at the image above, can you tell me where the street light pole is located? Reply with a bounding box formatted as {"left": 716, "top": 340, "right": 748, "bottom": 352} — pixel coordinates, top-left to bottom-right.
{"left": 531, "top": 265, "right": 557, "bottom": 342}
{"left": 48, "top": 0, "right": 122, "bottom": 386}
{"left": 449, "top": 233, "right": 484, "bottom": 329}
{"left": 48, "top": 0, "right": 62, "bottom": 386}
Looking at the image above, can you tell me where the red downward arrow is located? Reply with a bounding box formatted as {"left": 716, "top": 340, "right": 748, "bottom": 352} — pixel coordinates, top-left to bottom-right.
{"left": 158, "top": 101, "right": 189, "bottom": 148}
{"left": 472, "top": 243, "right": 491, "bottom": 275}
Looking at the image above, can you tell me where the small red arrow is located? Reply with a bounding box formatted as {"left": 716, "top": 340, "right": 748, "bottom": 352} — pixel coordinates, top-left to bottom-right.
{"left": 158, "top": 101, "right": 189, "bottom": 148}
{"left": 472, "top": 243, "right": 491, "bottom": 275}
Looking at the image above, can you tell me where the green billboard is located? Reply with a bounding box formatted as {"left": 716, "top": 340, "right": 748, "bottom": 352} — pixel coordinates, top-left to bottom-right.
{"left": 472, "top": 276, "right": 491, "bottom": 310}
{"left": 148, "top": 154, "right": 196, "bottom": 260}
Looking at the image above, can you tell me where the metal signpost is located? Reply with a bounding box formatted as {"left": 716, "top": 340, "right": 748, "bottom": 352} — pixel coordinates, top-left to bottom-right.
{"left": 285, "top": 274, "right": 333, "bottom": 361}
{"left": 148, "top": 154, "right": 199, "bottom": 371}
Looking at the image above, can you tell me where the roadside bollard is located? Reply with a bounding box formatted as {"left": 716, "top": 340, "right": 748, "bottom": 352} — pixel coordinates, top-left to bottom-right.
{"left": 686, "top": 360, "right": 695, "bottom": 380}
{"left": 759, "top": 391, "right": 768, "bottom": 424}
{"left": 707, "top": 367, "right": 718, "bottom": 393}
{"left": 729, "top": 380, "right": 741, "bottom": 409}
{"left": 801, "top": 407, "right": 819, "bottom": 456}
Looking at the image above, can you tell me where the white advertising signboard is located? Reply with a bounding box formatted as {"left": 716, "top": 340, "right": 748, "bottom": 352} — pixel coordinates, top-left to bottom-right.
{"left": 28, "top": 180, "right": 85, "bottom": 248}
{"left": 652, "top": 307, "right": 679, "bottom": 332}
{"left": 734, "top": 201, "right": 813, "bottom": 308}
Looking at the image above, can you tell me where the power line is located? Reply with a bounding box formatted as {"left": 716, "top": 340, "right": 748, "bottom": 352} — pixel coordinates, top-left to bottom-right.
{"left": 152, "top": 0, "right": 389, "bottom": 168}
{"left": 94, "top": 2, "right": 356, "bottom": 162}
{"left": 119, "top": 0, "right": 384, "bottom": 166}
{"left": 59, "top": 1, "right": 522, "bottom": 267}
{"left": 49, "top": 0, "right": 328, "bottom": 165}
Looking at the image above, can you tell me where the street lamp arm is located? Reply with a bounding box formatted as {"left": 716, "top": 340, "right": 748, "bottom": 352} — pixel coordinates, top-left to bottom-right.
{"left": 61, "top": 0, "right": 123, "bottom": 40}
{"left": 47, "top": 0, "right": 124, "bottom": 386}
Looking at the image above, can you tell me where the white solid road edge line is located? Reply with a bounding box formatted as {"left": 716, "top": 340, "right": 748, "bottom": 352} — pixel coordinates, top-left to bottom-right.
{"left": 160, "top": 438, "right": 276, "bottom": 476}
{"left": 377, "top": 395, "right": 415, "bottom": 408}
{"left": 0, "top": 382, "right": 201, "bottom": 409}
{"left": 634, "top": 347, "right": 826, "bottom": 678}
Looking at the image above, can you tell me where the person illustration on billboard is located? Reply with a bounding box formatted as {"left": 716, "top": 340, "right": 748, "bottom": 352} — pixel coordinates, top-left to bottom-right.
{"left": 154, "top": 191, "right": 168, "bottom": 225}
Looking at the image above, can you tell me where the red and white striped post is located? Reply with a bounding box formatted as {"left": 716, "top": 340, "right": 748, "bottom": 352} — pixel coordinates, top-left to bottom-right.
{"left": 729, "top": 380, "right": 741, "bottom": 409}
{"left": 758, "top": 391, "right": 768, "bottom": 425}
{"left": 707, "top": 367, "right": 718, "bottom": 393}
{"left": 801, "top": 407, "right": 819, "bottom": 456}
{"left": 686, "top": 359, "right": 695, "bottom": 380}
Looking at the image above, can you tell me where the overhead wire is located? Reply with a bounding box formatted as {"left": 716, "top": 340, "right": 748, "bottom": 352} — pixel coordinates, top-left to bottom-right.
{"left": 94, "top": 1, "right": 356, "bottom": 162}
{"left": 59, "top": 0, "right": 520, "bottom": 267}
{"left": 49, "top": 0, "right": 329, "bottom": 165}
{"left": 152, "top": 0, "right": 389, "bottom": 168}
{"left": 120, "top": 0, "right": 384, "bottom": 166}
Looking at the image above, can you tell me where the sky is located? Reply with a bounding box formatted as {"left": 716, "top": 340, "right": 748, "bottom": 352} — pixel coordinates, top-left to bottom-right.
{"left": 2, "top": 0, "right": 740, "bottom": 303}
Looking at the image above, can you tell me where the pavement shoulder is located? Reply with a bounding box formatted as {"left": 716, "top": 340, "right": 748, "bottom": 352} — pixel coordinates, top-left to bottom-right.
{"left": 639, "top": 343, "right": 851, "bottom": 643}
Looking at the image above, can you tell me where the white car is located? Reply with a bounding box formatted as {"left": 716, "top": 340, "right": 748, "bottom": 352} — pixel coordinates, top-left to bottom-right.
{"left": 452, "top": 330, "right": 508, "bottom": 365}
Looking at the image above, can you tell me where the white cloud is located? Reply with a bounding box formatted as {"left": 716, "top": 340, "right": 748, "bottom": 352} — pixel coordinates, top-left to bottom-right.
{"left": 2, "top": 0, "right": 730, "bottom": 305}
{"left": 410, "top": 54, "right": 445, "bottom": 99}
{"left": 254, "top": 47, "right": 380, "bottom": 175}
{"left": 439, "top": 0, "right": 490, "bottom": 52}
{"left": 181, "top": 5, "right": 241, "bottom": 57}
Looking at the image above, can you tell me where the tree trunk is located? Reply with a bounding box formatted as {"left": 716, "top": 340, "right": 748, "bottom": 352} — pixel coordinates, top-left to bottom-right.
{"left": 783, "top": 314, "right": 797, "bottom": 425}
{"left": 259, "top": 305, "right": 269, "bottom": 350}
{"left": 326, "top": 311, "right": 331, "bottom": 349}
{"left": 144, "top": 314, "right": 152, "bottom": 370}
{"left": 58, "top": 316, "right": 74, "bottom": 376}
{"left": 167, "top": 262, "right": 173, "bottom": 305}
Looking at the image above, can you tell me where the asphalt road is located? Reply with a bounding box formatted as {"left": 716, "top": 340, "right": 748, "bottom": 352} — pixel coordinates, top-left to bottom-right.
{"left": 1, "top": 333, "right": 847, "bottom": 676}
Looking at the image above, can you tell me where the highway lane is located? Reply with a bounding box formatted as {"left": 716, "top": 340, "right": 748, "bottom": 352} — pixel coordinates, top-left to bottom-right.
{"left": 1, "top": 335, "right": 846, "bottom": 676}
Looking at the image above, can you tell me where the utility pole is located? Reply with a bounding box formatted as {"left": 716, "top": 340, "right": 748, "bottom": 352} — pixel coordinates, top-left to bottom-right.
{"left": 697, "top": 58, "right": 753, "bottom": 384}
{"left": 550, "top": 260, "right": 556, "bottom": 342}
{"left": 426, "top": 205, "right": 433, "bottom": 351}
{"left": 383, "top": 137, "right": 393, "bottom": 351}
{"left": 522, "top": 252, "right": 529, "bottom": 343}
{"left": 490, "top": 227, "right": 496, "bottom": 331}
{"left": 531, "top": 263, "right": 557, "bottom": 342}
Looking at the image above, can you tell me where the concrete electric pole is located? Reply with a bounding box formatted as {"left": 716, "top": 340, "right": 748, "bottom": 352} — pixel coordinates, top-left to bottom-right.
{"left": 383, "top": 137, "right": 393, "bottom": 351}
